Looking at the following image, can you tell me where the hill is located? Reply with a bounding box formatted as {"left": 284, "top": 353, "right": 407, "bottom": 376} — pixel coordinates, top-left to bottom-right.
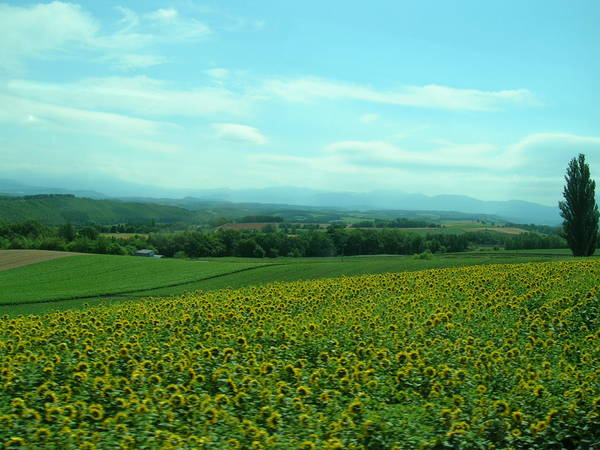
{"left": 0, "top": 194, "right": 199, "bottom": 225}
{"left": 0, "top": 178, "right": 561, "bottom": 225}
{"left": 175, "top": 187, "right": 561, "bottom": 225}
{"left": 0, "top": 193, "right": 510, "bottom": 227}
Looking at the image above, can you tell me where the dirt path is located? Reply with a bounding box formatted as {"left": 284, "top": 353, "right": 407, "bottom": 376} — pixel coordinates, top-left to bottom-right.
{"left": 0, "top": 250, "right": 82, "bottom": 272}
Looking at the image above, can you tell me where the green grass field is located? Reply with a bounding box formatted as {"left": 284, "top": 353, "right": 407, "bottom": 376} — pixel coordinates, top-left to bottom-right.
{"left": 458, "top": 248, "right": 572, "bottom": 255}
{"left": 129, "top": 253, "right": 572, "bottom": 296}
{"left": 0, "top": 254, "right": 265, "bottom": 305}
{"left": 0, "top": 250, "right": 579, "bottom": 316}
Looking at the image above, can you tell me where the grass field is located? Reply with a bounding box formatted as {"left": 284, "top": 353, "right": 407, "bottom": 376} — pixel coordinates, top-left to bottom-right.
{"left": 0, "top": 254, "right": 265, "bottom": 305}
{"left": 459, "top": 248, "right": 572, "bottom": 255}
{"left": 130, "top": 253, "right": 572, "bottom": 296}
{"left": 0, "top": 250, "right": 578, "bottom": 316}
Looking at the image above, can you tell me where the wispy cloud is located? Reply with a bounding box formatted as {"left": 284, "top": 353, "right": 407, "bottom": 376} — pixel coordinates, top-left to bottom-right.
{"left": 0, "top": 1, "right": 98, "bottom": 72}
{"left": 261, "top": 77, "right": 538, "bottom": 111}
{"left": 206, "top": 68, "right": 230, "bottom": 79}
{"left": 325, "top": 140, "right": 508, "bottom": 170}
{"left": 0, "top": 2, "right": 212, "bottom": 72}
{"left": 213, "top": 123, "right": 268, "bottom": 145}
{"left": 360, "top": 113, "right": 379, "bottom": 123}
{"left": 4, "top": 77, "right": 248, "bottom": 117}
{"left": 249, "top": 132, "right": 600, "bottom": 186}
{"left": 509, "top": 132, "right": 600, "bottom": 175}
{"left": 0, "top": 93, "right": 173, "bottom": 138}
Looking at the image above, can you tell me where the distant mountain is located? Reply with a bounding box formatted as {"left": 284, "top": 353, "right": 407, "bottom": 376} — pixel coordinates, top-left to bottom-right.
{"left": 167, "top": 187, "right": 561, "bottom": 225}
{"left": 0, "top": 179, "right": 562, "bottom": 225}
{"left": 0, "top": 179, "right": 106, "bottom": 199}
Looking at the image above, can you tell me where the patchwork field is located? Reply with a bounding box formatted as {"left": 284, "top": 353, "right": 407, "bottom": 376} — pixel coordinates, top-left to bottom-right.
{"left": 0, "top": 259, "right": 598, "bottom": 448}
{"left": 99, "top": 233, "right": 149, "bottom": 239}
{"left": 0, "top": 255, "right": 265, "bottom": 305}
{"left": 464, "top": 227, "right": 526, "bottom": 235}
{"left": 0, "top": 249, "right": 81, "bottom": 272}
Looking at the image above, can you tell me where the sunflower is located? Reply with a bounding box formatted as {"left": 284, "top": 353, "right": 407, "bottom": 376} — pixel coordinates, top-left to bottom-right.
{"left": 266, "top": 412, "right": 281, "bottom": 429}
{"left": 296, "top": 385, "right": 312, "bottom": 397}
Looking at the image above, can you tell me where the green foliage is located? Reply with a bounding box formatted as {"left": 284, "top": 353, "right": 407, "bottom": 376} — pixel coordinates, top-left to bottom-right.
{"left": 237, "top": 215, "right": 283, "bottom": 223}
{"left": 504, "top": 232, "right": 566, "bottom": 250}
{"left": 559, "top": 154, "right": 599, "bottom": 256}
{"left": 57, "top": 223, "right": 76, "bottom": 241}
{"left": 413, "top": 249, "right": 433, "bottom": 260}
{"left": 0, "top": 218, "right": 570, "bottom": 260}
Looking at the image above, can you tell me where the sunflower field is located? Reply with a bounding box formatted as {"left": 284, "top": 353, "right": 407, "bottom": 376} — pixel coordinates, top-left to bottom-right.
{"left": 1, "top": 260, "right": 599, "bottom": 448}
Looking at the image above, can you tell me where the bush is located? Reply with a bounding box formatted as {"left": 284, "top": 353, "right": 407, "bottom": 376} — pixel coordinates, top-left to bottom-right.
{"left": 413, "top": 249, "right": 433, "bottom": 260}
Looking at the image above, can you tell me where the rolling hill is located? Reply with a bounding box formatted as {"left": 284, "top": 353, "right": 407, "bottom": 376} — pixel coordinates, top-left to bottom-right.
{"left": 0, "top": 194, "right": 198, "bottom": 225}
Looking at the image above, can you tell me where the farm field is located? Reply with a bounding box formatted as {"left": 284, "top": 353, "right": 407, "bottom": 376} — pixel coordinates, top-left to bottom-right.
{"left": 459, "top": 248, "right": 572, "bottom": 256}
{"left": 0, "top": 252, "right": 575, "bottom": 316}
{"left": 0, "top": 254, "right": 265, "bottom": 305}
{"left": 0, "top": 249, "right": 81, "bottom": 271}
{"left": 129, "top": 253, "right": 571, "bottom": 298}
{"left": 441, "top": 222, "right": 526, "bottom": 234}
{"left": 100, "top": 233, "right": 149, "bottom": 239}
{"left": 0, "top": 259, "right": 597, "bottom": 448}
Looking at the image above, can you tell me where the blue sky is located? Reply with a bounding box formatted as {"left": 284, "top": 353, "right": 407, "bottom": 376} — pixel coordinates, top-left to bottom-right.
{"left": 0, "top": 0, "right": 599, "bottom": 205}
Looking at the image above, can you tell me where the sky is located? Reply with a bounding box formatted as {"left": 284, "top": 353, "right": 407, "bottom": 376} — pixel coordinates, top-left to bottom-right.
{"left": 0, "top": 0, "right": 599, "bottom": 205}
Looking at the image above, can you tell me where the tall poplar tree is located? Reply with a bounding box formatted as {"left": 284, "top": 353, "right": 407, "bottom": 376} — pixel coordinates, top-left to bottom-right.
{"left": 558, "top": 154, "right": 599, "bottom": 256}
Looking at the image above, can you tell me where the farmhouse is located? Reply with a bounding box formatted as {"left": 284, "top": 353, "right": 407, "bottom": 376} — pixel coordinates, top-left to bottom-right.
{"left": 134, "top": 249, "right": 163, "bottom": 258}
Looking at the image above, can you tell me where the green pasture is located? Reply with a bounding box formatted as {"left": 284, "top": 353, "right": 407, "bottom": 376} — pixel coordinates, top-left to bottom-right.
{"left": 130, "top": 253, "right": 572, "bottom": 297}
{"left": 458, "top": 248, "right": 572, "bottom": 255}
{"left": 0, "top": 254, "right": 264, "bottom": 305}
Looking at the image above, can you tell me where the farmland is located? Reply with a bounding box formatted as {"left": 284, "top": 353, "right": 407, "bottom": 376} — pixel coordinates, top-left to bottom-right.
{"left": 0, "top": 254, "right": 264, "bottom": 305}
{"left": 0, "top": 259, "right": 598, "bottom": 448}
{"left": 0, "top": 251, "right": 573, "bottom": 316}
{"left": 0, "top": 250, "right": 81, "bottom": 272}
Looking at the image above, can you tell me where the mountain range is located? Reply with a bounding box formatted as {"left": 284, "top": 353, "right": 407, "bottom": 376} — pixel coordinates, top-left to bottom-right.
{"left": 0, "top": 179, "right": 561, "bottom": 225}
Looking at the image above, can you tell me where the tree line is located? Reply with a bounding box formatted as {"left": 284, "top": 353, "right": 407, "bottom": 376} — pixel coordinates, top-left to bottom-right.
{"left": 0, "top": 219, "right": 567, "bottom": 258}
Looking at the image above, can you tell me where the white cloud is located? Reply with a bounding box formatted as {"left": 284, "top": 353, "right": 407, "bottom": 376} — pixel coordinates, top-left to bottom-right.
{"left": 140, "top": 7, "right": 211, "bottom": 40}
{"left": 261, "top": 77, "right": 538, "bottom": 111}
{"left": 246, "top": 131, "right": 600, "bottom": 204}
{"left": 206, "top": 68, "right": 230, "bottom": 79}
{"left": 0, "top": 1, "right": 98, "bottom": 72}
{"left": 213, "top": 123, "right": 267, "bottom": 145}
{"left": 0, "top": 3, "right": 211, "bottom": 73}
{"left": 0, "top": 93, "right": 173, "bottom": 138}
{"left": 325, "top": 140, "right": 507, "bottom": 170}
{"left": 360, "top": 113, "right": 379, "bottom": 123}
{"left": 146, "top": 8, "right": 178, "bottom": 21}
{"left": 509, "top": 132, "right": 600, "bottom": 175}
{"left": 4, "top": 77, "right": 248, "bottom": 117}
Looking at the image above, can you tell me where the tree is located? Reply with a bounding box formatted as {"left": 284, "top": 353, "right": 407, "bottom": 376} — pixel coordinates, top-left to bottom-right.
{"left": 58, "top": 223, "right": 76, "bottom": 241}
{"left": 558, "top": 154, "right": 599, "bottom": 256}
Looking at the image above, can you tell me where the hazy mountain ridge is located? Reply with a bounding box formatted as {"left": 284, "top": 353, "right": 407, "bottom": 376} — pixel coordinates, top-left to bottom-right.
{"left": 0, "top": 179, "right": 561, "bottom": 225}
{"left": 0, "top": 179, "right": 107, "bottom": 199}
{"left": 164, "top": 187, "right": 561, "bottom": 225}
